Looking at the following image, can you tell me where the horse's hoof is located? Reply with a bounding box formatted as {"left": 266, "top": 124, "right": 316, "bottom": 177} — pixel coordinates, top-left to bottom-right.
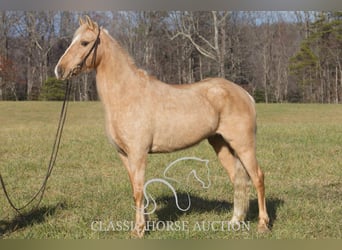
{"left": 257, "top": 223, "right": 270, "bottom": 233}
{"left": 131, "top": 226, "right": 145, "bottom": 238}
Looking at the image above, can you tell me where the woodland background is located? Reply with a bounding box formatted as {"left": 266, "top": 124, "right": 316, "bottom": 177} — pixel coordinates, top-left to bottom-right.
{"left": 0, "top": 11, "right": 341, "bottom": 103}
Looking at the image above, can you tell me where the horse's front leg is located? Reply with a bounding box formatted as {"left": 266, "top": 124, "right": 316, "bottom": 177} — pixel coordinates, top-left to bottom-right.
{"left": 123, "top": 152, "right": 147, "bottom": 238}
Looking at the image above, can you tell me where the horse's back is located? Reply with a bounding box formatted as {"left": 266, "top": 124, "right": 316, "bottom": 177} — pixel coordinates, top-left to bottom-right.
{"left": 156, "top": 76, "right": 256, "bottom": 120}
{"left": 188, "top": 77, "right": 256, "bottom": 116}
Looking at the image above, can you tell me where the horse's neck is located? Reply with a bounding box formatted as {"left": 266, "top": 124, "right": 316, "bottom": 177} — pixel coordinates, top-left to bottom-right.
{"left": 95, "top": 33, "right": 142, "bottom": 101}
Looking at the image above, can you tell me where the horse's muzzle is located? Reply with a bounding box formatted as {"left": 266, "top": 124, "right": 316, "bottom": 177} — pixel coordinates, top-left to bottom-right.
{"left": 55, "top": 64, "right": 82, "bottom": 80}
{"left": 55, "top": 65, "right": 65, "bottom": 80}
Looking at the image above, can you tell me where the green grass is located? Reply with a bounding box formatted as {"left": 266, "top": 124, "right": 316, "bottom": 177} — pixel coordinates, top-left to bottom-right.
{"left": 0, "top": 102, "right": 341, "bottom": 239}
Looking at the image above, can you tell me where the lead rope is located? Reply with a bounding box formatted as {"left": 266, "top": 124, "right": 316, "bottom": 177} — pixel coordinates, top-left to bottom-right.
{"left": 0, "top": 80, "right": 72, "bottom": 215}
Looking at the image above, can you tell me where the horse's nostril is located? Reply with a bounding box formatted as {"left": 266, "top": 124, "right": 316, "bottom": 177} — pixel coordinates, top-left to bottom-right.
{"left": 58, "top": 67, "right": 64, "bottom": 78}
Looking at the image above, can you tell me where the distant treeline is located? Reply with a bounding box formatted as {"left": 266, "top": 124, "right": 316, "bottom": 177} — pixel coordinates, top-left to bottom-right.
{"left": 0, "top": 11, "right": 341, "bottom": 103}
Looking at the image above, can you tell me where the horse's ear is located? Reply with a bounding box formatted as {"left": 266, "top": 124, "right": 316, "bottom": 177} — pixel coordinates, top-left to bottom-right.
{"left": 93, "top": 21, "right": 99, "bottom": 31}
{"left": 85, "top": 15, "right": 95, "bottom": 29}
{"left": 79, "top": 16, "right": 85, "bottom": 26}
{"left": 84, "top": 15, "right": 99, "bottom": 31}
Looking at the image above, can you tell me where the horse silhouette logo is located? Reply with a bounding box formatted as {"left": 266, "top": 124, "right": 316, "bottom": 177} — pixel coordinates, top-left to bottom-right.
{"left": 134, "top": 157, "right": 211, "bottom": 215}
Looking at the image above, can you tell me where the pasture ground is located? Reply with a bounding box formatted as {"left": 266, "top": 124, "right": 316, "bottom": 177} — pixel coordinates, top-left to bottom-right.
{"left": 0, "top": 102, "right": 341, "bottom": 239}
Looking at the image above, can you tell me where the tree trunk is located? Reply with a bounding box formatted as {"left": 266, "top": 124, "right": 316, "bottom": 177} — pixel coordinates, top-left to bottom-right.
{"left": 262, "top": 46, "right": 269, "bottom": 103}
{"left": 25, "top": 12, "right": 37, "bottom": 100}
{"left": 83, "top": 74, "right": 89, "bottom": 101}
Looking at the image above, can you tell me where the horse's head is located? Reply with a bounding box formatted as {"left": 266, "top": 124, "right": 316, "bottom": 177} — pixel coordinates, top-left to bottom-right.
{"left": 55, "top": 16, "right": 101, "bottom": 80}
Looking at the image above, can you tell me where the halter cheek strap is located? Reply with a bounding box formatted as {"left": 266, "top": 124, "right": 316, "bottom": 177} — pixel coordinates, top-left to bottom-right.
{"left": 78, "top": 27, "right": 101, "bottom": 70}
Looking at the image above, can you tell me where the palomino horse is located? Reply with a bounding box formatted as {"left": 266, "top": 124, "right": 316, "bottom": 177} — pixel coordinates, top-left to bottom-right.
{"left": 55, "top": 16, "right": 270, "bottom": 237}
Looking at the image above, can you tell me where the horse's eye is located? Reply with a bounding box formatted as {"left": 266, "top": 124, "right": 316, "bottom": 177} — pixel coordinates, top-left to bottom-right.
{"left": 81, "top": 41, "right": 89, "bottom": 47}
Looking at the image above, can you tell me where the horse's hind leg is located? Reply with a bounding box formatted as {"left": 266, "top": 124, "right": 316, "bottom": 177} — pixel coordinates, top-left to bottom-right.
{"left": 208, "top": 134, "right": 235, "bottom": 182}
{"left": 231, "top": 158, "right": 251, "bottom": 223}
{"left": 228, "top": 137, "right": 270, "bottom": 233}
{"left": 208, "top": 135, "right": 251, "bottom": 223}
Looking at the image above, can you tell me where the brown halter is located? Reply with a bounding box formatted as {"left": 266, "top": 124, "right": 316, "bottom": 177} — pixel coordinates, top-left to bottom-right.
{"left": 77, "top": 27, "right": 101, "bottom": 70}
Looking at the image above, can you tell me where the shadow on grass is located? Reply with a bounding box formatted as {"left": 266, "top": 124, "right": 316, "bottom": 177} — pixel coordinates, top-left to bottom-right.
{"left": 154, "top": 193, "right": 232, "bottom": 222}
{"left": 0, "top": 202, "right": 66, "bottom": 237}
{"left": 153, "top": 192, "right": 283, "bottom": 228}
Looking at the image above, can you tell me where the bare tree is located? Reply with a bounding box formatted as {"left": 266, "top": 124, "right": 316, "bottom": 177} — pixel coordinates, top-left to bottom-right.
{"left": 170, "top": 11, "right": 229, "bottom": 78}
{"left": 0, "top": 11, "right": 9, "bottom": 100}
{"left": 0, "top": 10, "right": 339, "bottom": 103}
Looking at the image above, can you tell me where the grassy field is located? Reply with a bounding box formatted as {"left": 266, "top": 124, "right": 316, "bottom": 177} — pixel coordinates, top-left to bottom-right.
{"left": 0, "top": 102, "right": 341, "bottom": 239}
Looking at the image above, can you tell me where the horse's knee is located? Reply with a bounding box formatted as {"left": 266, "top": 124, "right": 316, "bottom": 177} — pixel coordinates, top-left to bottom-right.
{"left": 258, "top": 168, "right": 264, "bottom": 181}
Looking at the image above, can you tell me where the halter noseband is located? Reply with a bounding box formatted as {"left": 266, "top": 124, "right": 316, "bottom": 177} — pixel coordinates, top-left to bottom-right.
{"left": 75, "top": 27, "right": 101, "bottom": 72}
